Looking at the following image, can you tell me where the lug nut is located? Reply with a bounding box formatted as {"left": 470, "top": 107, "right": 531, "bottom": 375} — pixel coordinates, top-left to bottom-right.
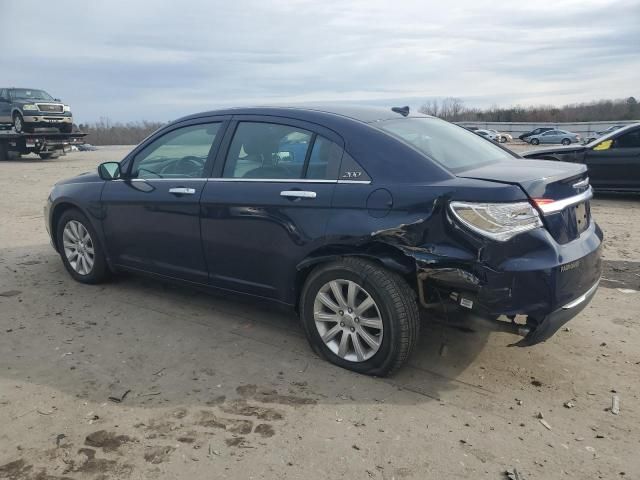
{"left": 354, "top": 317, "right": 359, "bottom": 323}
{"left": 350, "top": 327, "right": 355, "bottom": 332}
{"left": 340, "top": 322, "right": 345, "bottom": 327}
{"left": 338, "top": 310, "right": 344, "bottom": 316}
{"left": 348, "top": 308, "right": 353, "bottom": 313}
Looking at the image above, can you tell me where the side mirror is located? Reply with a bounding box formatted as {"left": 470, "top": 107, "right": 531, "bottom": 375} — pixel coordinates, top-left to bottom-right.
{"left": 98, "top": 162, "right": 122, "bottom": 180}
{"left": 54, "top": 98, "right": 61, "bottom": 102}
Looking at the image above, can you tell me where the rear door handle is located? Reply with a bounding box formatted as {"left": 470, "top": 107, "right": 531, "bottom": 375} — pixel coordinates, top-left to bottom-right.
{"left": 280, "top": 190, "right": 317, "bottom": 199}
{"left": 169, "top": 187, "right": 196, "bottom": 195}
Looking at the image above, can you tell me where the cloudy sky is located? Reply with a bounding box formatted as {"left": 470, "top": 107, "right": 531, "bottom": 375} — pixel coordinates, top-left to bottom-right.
{"left": 3, "top": 0, "right": 639, "bottom": 123}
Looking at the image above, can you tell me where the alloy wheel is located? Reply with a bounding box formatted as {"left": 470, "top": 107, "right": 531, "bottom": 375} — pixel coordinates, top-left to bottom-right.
{"left": 62, "top": 220, "right": 95, "bottom": 275}
{"left": 313, "top": 279, "right": 383, "bottom": 362}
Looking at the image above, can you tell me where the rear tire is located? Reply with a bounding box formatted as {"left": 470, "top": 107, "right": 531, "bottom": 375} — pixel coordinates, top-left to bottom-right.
{"left": 56, "top": 209, "right": 110, "bottom": 284}
{"left": 530, "top": 138, "right": 540, "bottom": 145}
{"left": 300, "top": 257, "right": 420, "bottom": 376}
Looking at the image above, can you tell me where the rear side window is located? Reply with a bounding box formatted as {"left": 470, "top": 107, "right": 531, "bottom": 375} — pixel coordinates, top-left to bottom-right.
{"left": 379, "top": 117, "right": 514, "bottom": 173}
{"left": 223, "top": 122, "right": 342, "bottom": 180}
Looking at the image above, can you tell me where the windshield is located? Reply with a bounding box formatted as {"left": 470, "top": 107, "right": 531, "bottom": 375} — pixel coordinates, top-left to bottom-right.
{"left": 11, "top": 89, "right": 54, "bottom": 101}
{"left": 378, "top": 117, "right": 515, "bottom": 173}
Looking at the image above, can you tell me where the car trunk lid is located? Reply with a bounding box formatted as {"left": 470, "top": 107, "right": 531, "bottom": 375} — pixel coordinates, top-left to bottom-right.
{"left": 457, "top": 159, "right": 592, "bottom": 244}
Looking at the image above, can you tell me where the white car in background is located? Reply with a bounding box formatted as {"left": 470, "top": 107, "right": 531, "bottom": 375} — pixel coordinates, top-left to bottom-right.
{"left": 475, "top": 129, "right": 497, "bottom": 141}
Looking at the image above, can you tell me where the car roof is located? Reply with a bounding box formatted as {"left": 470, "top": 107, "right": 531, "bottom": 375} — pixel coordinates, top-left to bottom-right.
{"left": 179, "top": 104, "right": 430, "bottom": 125}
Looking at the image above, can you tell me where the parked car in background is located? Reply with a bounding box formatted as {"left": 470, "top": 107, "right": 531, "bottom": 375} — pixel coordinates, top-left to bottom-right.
{"left": 528, "top": 129, "right": 581, "bottom": 146}
{"left": 464, "top": 126, "right": 479, "bottom": 132}
{"left": 523, "top": 123, "right": 640, "bottom": 192}
{"left": 496, "top": 132, "right": 513, "bottom": 143}
{"left": 77, "top": 143, "right": 97, "bottom": 151}
{"left": 519, "top": 127, "right": 554, "bottom": 141}
{"left": 475, "top": 129, "right": 497, "bottom": 141}
{"left": 45, "top": 105, "right": 602, "bottom": 375}
{"left": 0, "top": 88, "right": 73, "bottom": 133}
{"left": 586, "top": 125, "right": 625, "bottom": 143}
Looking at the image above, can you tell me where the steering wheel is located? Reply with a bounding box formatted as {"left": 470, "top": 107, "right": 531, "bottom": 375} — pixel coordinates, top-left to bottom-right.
{"left": 159, "top": 156, "right": 205, "bottom": 177}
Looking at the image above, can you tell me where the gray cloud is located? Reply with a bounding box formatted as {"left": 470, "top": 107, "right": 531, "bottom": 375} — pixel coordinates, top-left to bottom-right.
{"left": 2, "top": 0, "right": 638, "bottom": 122}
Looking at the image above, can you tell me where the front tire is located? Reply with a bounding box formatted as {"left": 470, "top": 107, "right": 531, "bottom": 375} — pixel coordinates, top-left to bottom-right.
{"left": 60, "top": 124, "right": 73, "bottom": 134}
{"left": 561, "top": 138, "right": 571, "bottom": 145}
{"left": 530, "top": 138, "right": 540, "bottom": 145}
{"left": 300, "top": 257, "right": 419, "bottom": 376}
{"left": 13, "top": 112, "right": 24, "bottom": 133}
{"left": 56, "top": 209, "right": 109, "bottom": 284}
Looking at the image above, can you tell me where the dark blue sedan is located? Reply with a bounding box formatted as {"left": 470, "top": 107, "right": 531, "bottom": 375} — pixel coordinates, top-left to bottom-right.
{"left": 45, "top": 106, "right": 602, "bottom": 375}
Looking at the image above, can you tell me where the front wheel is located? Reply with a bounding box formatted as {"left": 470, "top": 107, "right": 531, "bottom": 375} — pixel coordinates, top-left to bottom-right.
{"left": 56, "top": 209, "right": 110, "bottom": 284}
{"left": 530, "top": 138, "right": 540, "bottom": 145}
{"left": 13, "top": 112, "right": 24, "bottom": 133}
{"left": 300, "top": 257, "right": 420, "bottom": 376}
{"left": 561, "top": 138, "right": 571, "bottom": 145}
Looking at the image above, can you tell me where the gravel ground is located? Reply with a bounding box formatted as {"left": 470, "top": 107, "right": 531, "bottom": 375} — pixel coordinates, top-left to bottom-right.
{"left": 0, "top": 145, "right": 639, "bottom": 479}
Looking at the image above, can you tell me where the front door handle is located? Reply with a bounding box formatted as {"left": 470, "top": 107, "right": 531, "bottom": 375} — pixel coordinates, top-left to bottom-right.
{"left": 280, "top": 190, "right": 317, "bottom": 199}
{"left": 169, "top": 187, "right": 196, "bottom": 195}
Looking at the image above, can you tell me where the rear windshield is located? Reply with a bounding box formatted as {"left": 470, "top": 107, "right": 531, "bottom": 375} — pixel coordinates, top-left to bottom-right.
{"left": 11, "top": 89, "right": 54, "bottom": 101}
{"left": 378, "top": 117, "right": 515, "bottom": 173}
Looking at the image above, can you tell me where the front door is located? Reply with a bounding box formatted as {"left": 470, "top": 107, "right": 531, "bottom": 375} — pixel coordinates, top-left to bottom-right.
{"left": 101, "top": 120, "right": 226, "bottom": 283}
{"left": 585, "top": 127, "right": 640, "bottom": 190}
{"left": 199, "top": 117, "right": 343, "bottom": 303}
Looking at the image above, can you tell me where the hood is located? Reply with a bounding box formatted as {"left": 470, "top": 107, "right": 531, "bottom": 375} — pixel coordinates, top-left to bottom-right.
{"left": 457, "top": 158, "right": 587, "bottom": 199}
{"left": 55, "top": 171, "right": 102, "bottom": 186}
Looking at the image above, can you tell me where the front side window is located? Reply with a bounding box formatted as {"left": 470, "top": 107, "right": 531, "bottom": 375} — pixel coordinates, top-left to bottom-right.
{"left": 131, "top": 123, "right": 221, "bottom": 178}
{"left": 614, "top": 129, "right": 640, "bottom": 149}
{"left": 222, "top": 122, "right": 341, "bottom": 180}
{"left": 378, "top": 117, "right": 514, "bottom": 173}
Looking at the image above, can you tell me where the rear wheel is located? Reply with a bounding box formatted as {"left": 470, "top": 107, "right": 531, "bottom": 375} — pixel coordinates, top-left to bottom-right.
{"left": 56, "top": 209, "right": 109, "bottom": 284}
{"left": 300, "top": 257, "right": 419, "bottom": 376}
{"left": 561, "top": 138, "right": 571, "bottom": 145}
{"left": 530, "top": 138, "right": 540, "bottom": 145}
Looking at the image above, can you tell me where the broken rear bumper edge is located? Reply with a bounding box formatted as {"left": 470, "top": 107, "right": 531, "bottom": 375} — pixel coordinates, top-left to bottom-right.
{"left": 514, "top": 278, "right": 600, "bottom": 346}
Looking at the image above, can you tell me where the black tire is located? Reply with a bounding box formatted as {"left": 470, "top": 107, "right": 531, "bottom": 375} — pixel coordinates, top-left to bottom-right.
{"left": 300, "top": 257, "right": 420, "bottom": 376}
{"left": 12, "top": 112, "right": 24, "bottom": 133}
{"left": 39, "top": 153, "right": 57, "bottom": 160}
{"left": 0, "top": 142, "right": 7, "bottom": 161}
{"left": 561, "top": 138, "right": 571, "bottom": 145}
{"left": 56, "top": 208, "right": 110, "bottom": 284}
{"left": 530, "top": 138, "right": 540, "bottom": 145}
{"left": 60, "top": 124, "right": 73, "bottom": 134}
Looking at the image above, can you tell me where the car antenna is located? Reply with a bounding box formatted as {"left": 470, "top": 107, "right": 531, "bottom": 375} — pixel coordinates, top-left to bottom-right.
{"left": 391, "top": 106, "right": 410, "bottom": 117}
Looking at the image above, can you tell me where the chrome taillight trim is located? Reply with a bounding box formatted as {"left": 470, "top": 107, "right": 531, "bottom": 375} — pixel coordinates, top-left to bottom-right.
{"left": 538, "top": 187, "right": 593, "bottom": 214}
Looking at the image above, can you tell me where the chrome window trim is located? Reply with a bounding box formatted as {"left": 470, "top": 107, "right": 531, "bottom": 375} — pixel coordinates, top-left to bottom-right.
{"left": 115, "top": 178, "right": 372, "bottom": 184}
{"left": 538, "top": 186, "right": 593, "bottom": 214}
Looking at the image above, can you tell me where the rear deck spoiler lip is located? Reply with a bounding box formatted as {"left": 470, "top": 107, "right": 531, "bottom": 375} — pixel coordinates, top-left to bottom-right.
{"left": 537, "top": 186, "right": 593, "bottom": 214}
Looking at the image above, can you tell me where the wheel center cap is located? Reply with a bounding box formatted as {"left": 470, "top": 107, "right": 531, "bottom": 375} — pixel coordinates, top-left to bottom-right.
{"left": 341, "top": 312, "right": 356, "bottom": 328}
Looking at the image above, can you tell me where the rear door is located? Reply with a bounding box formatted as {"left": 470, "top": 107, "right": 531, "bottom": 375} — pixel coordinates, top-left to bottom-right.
{"left": 584, "top": 127, "right": 640, "bottom": 190}
{"left": 200, "top": 116, "right": 343, "bottom": 303}
{"left": 101, "top": 118, "right": 228, "bottom": 283}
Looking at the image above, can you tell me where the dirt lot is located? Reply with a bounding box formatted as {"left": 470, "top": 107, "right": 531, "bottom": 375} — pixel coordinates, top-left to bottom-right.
{"left": 1, "top": 145, "right": 639, "bottom": 479}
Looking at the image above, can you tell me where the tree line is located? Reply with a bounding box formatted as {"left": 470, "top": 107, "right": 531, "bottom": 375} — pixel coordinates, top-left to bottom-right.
{"left": 77, "top": 118, "right": 166, "bottom": 145}
{"left": 418, "top": 96, "right": 639, "bottom": 123}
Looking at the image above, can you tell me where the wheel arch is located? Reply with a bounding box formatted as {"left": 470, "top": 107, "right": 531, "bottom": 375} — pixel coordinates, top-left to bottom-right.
{"left": 50, "top": 201, "right": 96, "bottom": 252}
{"left": 294, "top": 242, "right": 418, "bottom": 311}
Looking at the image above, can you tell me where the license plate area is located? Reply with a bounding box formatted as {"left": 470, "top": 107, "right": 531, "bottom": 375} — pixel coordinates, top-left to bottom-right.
{"left": 575, "top": 201, "right": 588, "bottom": 234}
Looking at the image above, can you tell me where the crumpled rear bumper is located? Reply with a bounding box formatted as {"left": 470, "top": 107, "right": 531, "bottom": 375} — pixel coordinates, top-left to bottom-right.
{"left": 516, "top": 279, "right": 600, "bottom": 346}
